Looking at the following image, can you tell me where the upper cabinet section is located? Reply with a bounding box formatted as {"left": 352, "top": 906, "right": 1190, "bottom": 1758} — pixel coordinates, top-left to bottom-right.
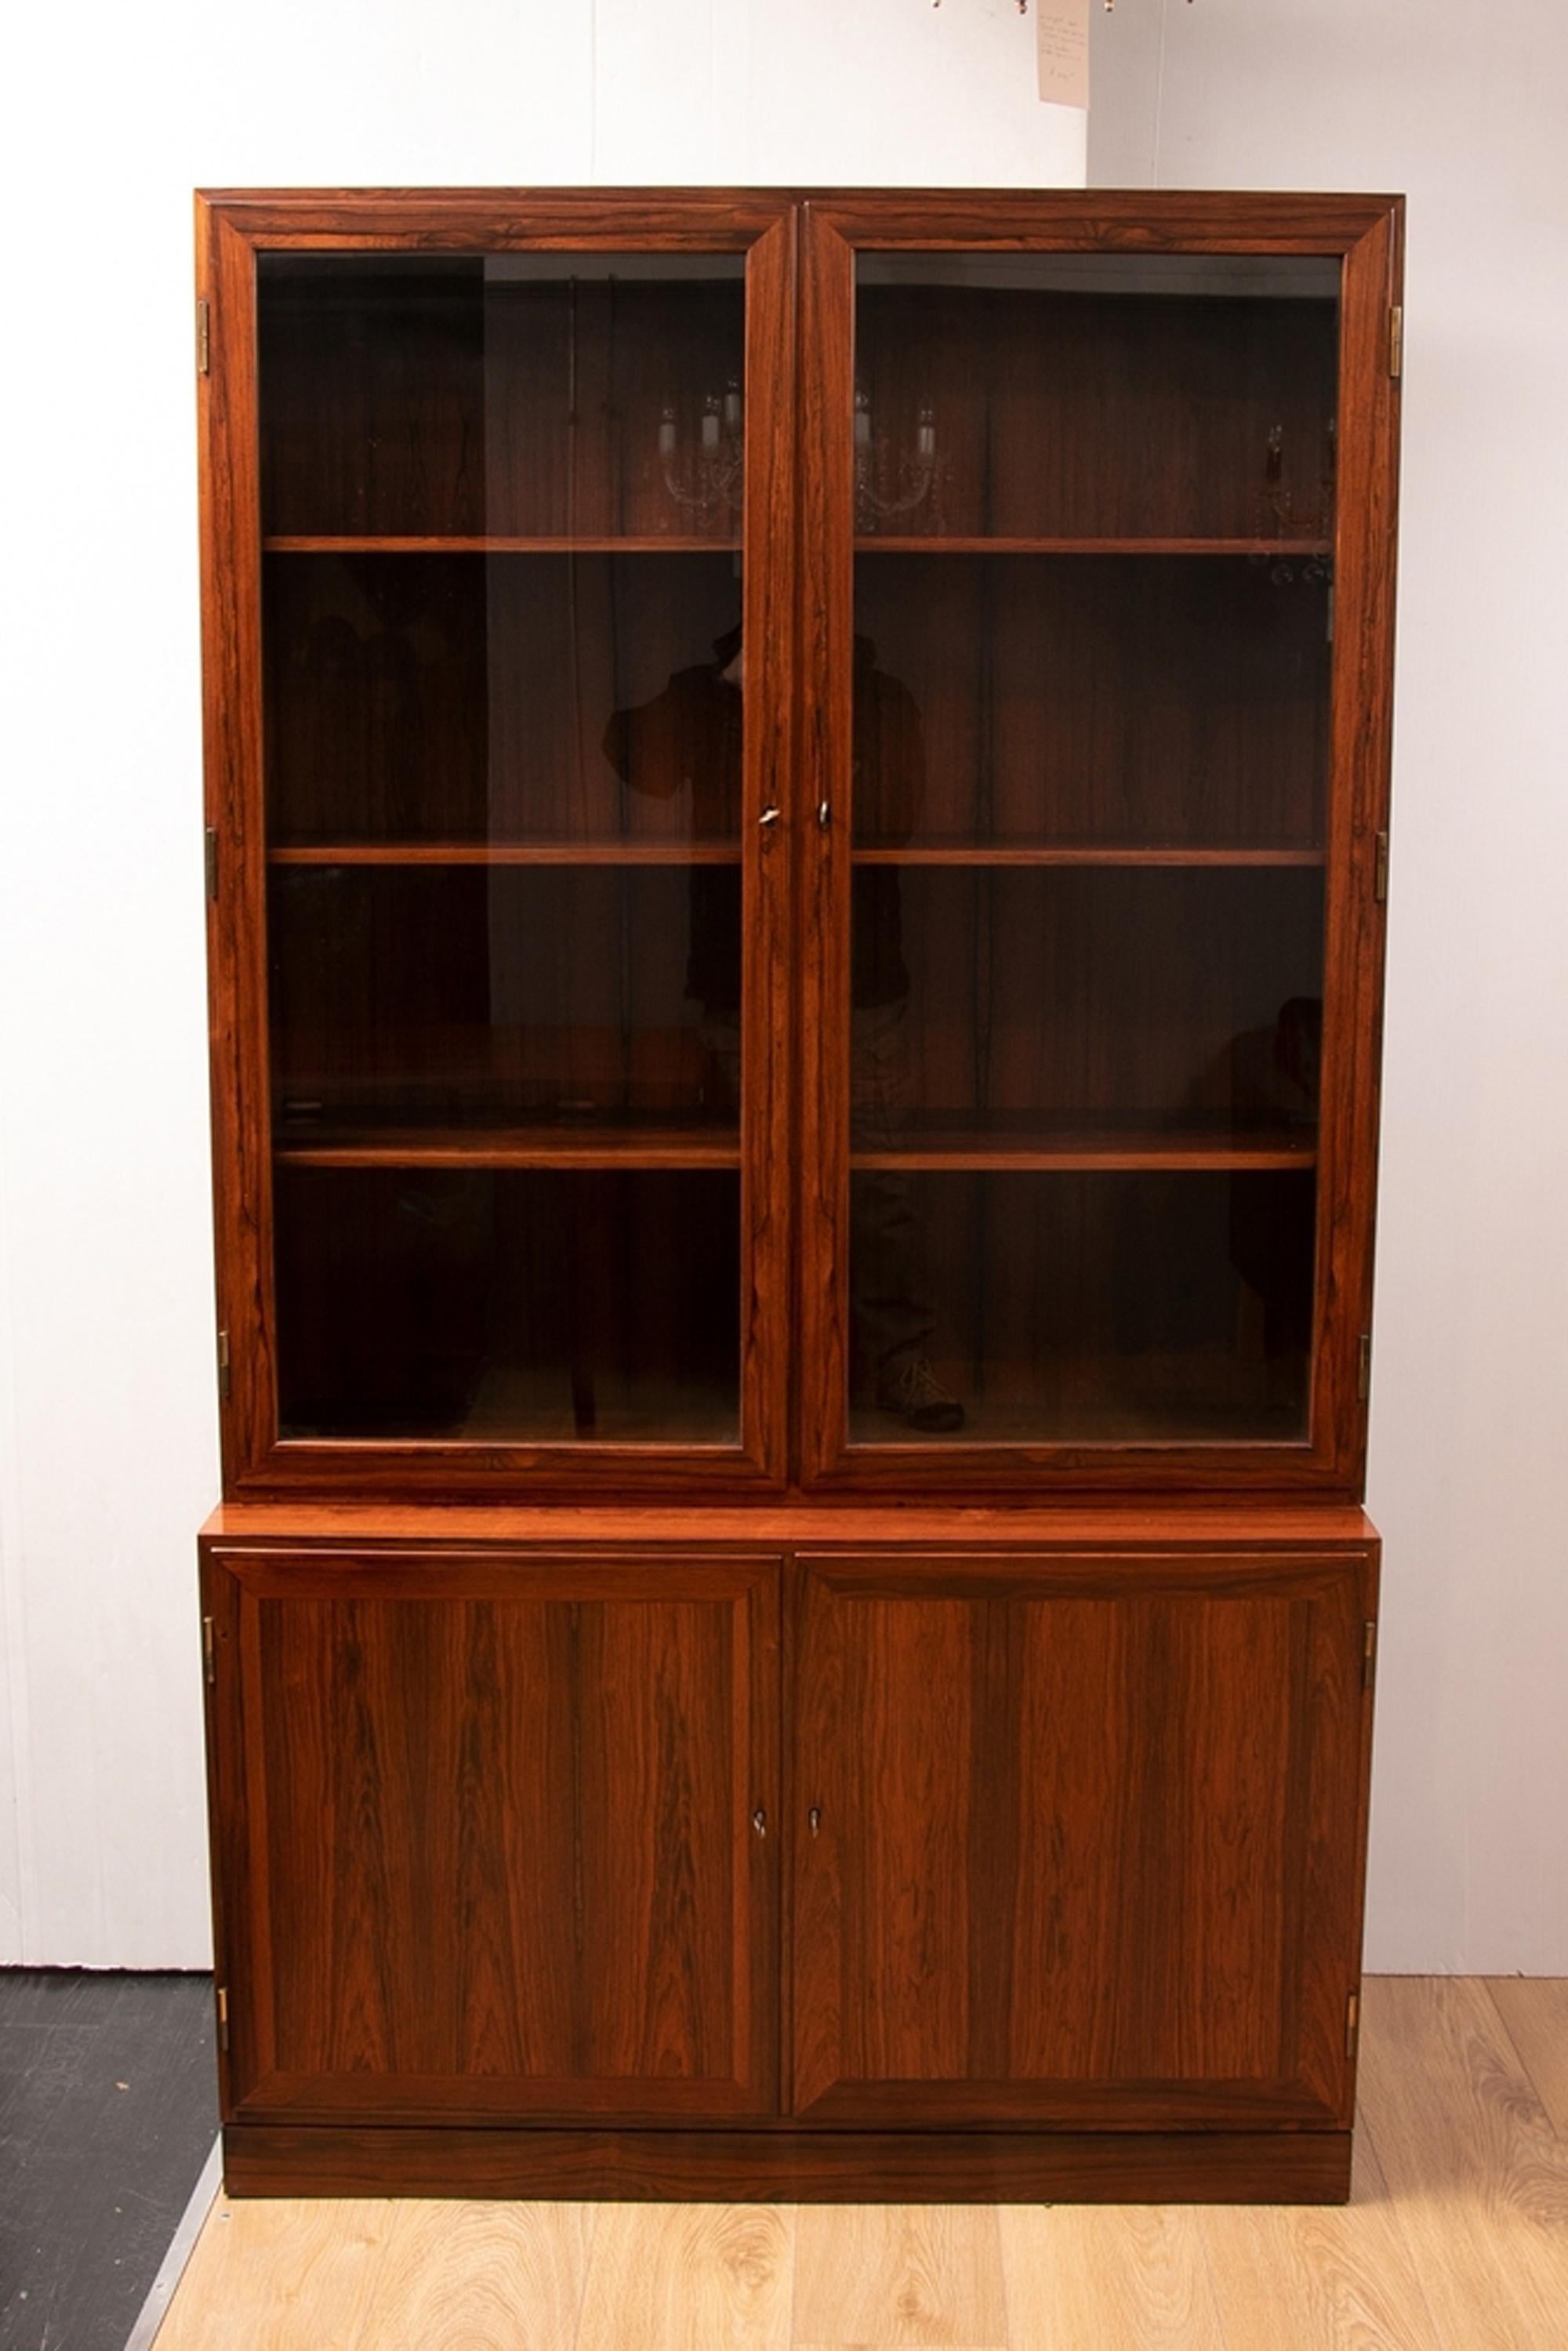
{"left": 198, "top": 191, "right": 1398, "bottom": 1501}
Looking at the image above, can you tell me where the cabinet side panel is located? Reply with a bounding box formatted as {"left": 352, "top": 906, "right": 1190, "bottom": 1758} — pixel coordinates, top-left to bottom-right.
{"left": 1311, "top": 205, "right": 1402, "bottom": 1484}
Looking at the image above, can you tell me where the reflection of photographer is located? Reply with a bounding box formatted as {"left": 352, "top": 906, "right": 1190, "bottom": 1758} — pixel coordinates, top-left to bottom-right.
{"left": 604, "top": 625, "right": 963, "bottom": 1430}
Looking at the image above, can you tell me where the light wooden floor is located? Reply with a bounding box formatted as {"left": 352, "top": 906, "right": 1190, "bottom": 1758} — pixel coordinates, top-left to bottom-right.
{"left": 152, "top": 1978, "right": 1568, "bottom": 2351}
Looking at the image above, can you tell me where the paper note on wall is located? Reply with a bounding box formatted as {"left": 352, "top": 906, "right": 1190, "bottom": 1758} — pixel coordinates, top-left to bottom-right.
{"left": 1037, "top": 0, "right": 1090, "bottom": 107}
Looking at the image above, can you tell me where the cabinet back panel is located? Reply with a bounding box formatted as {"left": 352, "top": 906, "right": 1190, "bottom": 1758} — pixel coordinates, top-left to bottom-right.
{"left": 259, "top": 259, "right": 746, "bottom": 540}
{"left": 273, "top": 1166, "right": 740, "bottom": 1443}
{"left": 855, "top": 865, "right": 1324, "bottom": 1122}
{"left": 264, "top": 552, "right": 743, "bottom": 848}
{"left": 854, "top": 555, "right": 1330, "bottom": 851}
{"left": 269, "top": 865, "right": 739, "bottom": 1124}
{"left": 848, "top": 1169, "right": 1314, "bottom": 1445}
{"left": 855, "top": 268, "right": 1338, "bottom": 542}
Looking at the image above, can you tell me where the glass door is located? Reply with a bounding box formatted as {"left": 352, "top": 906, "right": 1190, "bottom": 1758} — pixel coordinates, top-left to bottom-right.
{"left": 213, "top": 202, "right": 793, "bottom": 1486}
{"left": 799, "top": 200, "right": 1399, "bottom": 1490}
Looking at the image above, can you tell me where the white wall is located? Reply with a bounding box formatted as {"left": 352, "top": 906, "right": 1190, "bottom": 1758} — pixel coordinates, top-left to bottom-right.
{"left": 5, "top": 1, "right": 1563, "bottom": 1980}
{"left": 0, "top": 6, "right": 1080, "bottom": 1967}
{"left": 1090, "top": 0, "right": 1568, "bottom": 1973}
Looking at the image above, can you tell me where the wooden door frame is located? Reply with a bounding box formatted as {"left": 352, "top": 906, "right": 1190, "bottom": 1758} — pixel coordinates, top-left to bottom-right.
{"left": 196, "top": 190, "right": 797, "bottom": 1497}
{"left": 796, "top": 190, "right": 1403, "bottom": 1499}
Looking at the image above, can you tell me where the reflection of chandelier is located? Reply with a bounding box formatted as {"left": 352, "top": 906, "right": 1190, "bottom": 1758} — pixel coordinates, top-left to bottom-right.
{"left": 855, "top": 387, "right": 946, "bottom": 530}
{"left": 1254, "top": 420, "right": 1336, "bottom": 586}
{"left": 659, "top": 381, "right": 743, "bottom": 524}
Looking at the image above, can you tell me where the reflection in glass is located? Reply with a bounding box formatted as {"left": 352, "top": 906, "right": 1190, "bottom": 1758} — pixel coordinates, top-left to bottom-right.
{"left": 853, "top": 251, "right": 1340, "bottom": 542}
{"left": 854, "top": 866, "right": 1324, "bottom": 1145}
{"left": 847, "top": 1170, "right": 1313, "bottom": 1446}
{"left": 269, "top": 865, "right": 741, "bottom": 1138}
{"left": 258, "top": 253, "right": 746, "bottom": 542}
{"left": 265, "top": 553, "right": 743, "bottom": 847}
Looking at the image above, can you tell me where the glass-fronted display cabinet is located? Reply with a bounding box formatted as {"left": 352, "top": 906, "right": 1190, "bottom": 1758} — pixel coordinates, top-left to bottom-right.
{"left": 196, "top": 187, "right": 1400, "bottom": 2211}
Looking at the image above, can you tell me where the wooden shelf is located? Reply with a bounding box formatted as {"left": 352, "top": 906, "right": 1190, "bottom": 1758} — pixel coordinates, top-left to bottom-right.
{"left": 263, "top": 535, "right": 1335, "bottom": 561}
{"left": 263, "top": 535, "right": 741, "bottom": 554}
{"left": 847, "top": 1384, "right": 1308, "bottom": 1449}
{"left": 275, "top": 1124, "right": 741, "bottom": 1170}
{"left": 265, "top": 536, "right": 1327, "bottom": 557}
{"left": 851, "top": 1122, "right": 1317, "bottom": 1174}
{"left": 854, "top": 536, "right": 1333, "bottom": 557}
{"left": 269, "top": 841, "right": 742, "bottom": 867}
{"left": 851, "top": 845, "right": 1324, "bottom": 869}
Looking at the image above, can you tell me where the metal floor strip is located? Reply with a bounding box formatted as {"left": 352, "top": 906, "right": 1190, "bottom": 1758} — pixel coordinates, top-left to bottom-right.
{"left": 122, "top": 2135, "right": 223, "bottom": 2351}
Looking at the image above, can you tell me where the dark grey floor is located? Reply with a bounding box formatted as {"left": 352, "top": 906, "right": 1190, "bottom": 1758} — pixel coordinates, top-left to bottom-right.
{"left": 0, "top": 1971, "right": 218, "bottom": 2351}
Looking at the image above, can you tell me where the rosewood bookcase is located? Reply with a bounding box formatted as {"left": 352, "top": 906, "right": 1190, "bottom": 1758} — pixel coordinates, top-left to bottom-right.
{"left": 194, "top": 187, "right": 1402, "bottom": 2201}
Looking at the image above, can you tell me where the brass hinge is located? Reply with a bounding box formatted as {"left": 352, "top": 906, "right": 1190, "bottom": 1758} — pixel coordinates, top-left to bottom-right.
{"left": 1345, "top": 1988, "right": 1360, "bottom": 2059}
{"left": 197, "top": 297, "right": 211, "bottom": 376}
{"left": 1363, "top": 1618, "right": 1377, "bottom": 1690}
{"left": 202, "top": 1616, "right": 217, "bottom": 1686}
{"left": 1388, "top": 304, "right": 1403, "bottom": 378}
{"left": 1357, "top": 1333, "right": 1372, "bottom": 1401}
{"left": 216, "top": 1984, "right": 230, "bottom": 2052}
{"left": 216, "top": 1328, "right": 231, "bottom": 1401}
{"left": 204, "top": 826, "right": 218, "bottom": 902}
{"left": 1374, "top": 829, "right": 1389, "bottom": 903}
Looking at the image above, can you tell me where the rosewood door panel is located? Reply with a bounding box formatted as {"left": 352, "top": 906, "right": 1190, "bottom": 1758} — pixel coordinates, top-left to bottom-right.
{"left": 205, "top": 1550, "right": 779, "bottom": 2122}
{"left": 789, "top": 1551, "right": 1374, "bottom": 2125}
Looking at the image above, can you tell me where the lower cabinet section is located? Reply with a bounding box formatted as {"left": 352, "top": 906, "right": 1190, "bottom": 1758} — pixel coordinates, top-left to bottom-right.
{"left": 200, "top": 1526, "right": 1377, "bottom": 2202}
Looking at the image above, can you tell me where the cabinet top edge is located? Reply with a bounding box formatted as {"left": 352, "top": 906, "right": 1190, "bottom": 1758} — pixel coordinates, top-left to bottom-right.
{"left": 199, "top": 1502, "right": 1378, "bottom": 1549}
{"left": 193, "top": 187, "right": 1402, "bottom": 267}
{"left": 194, "top": 187, "right": 1404, "bottom": 205}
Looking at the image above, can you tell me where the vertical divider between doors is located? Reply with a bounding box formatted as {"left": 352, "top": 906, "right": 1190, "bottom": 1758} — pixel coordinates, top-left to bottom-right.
{"left": 747, "top": 206, "right": 804, "bottom": 1486}
{"left": 742, "top": 209, "right": 799, "bottom": 1486}
{"left": 797, "top": 209, "right": 856, "bottom": 1485}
